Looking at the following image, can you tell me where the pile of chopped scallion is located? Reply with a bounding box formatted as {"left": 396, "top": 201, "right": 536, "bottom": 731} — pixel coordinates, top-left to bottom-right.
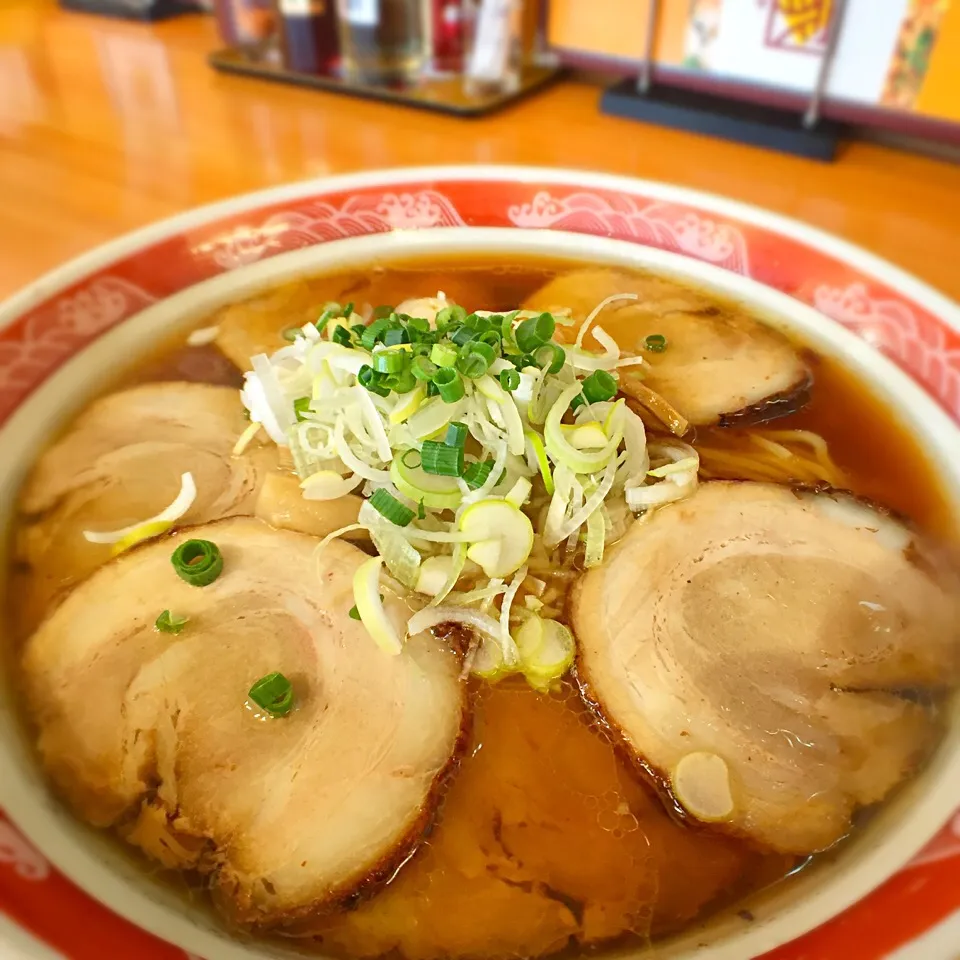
{"left": 229, "top": 292, "right": 700, "bottom": 689}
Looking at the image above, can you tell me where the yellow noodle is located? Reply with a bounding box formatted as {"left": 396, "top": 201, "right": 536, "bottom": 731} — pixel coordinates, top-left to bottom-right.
{"left": 695, "top": 427, "right": 843, "bottom": 487}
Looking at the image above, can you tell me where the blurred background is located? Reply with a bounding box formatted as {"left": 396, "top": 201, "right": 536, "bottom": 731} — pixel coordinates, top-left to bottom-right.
{"left": 0, "top": 0, "right": 958, "bottom": 301}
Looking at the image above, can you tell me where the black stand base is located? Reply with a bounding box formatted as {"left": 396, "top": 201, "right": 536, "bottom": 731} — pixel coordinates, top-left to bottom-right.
{"left": 601, "top": 78, "right": 845, "bottom": 161}
{"left": 59, "top": 0, "right": 199, "bottom": 21}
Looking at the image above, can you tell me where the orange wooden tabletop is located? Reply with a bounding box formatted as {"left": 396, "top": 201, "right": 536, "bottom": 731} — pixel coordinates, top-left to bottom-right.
{"left": 0, "top": 0, "right": 958, "bottom": 304}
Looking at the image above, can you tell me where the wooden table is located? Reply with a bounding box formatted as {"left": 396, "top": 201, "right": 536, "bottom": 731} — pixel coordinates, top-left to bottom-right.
{"left": 1, "top": 0, "right": 959, "bottom": 303}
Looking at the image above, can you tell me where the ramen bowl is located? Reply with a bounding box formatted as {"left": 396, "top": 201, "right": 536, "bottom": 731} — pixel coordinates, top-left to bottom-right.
{"left": 0, "top": 167, "right": 958, "bottom": 960}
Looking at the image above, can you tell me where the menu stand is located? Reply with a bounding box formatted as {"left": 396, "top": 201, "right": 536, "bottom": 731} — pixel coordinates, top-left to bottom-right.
{"left": 601, "top": 0, "right": 849, "bottom": 161}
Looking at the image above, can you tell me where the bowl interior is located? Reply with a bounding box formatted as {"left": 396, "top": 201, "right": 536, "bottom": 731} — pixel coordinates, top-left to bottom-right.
{"left": 1, "top": 227, "right": 958, "bottom": 960}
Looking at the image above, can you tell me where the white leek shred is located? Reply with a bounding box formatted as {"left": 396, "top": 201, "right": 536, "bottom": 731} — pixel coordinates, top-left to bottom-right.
{"left": 498, "top": 565, "right": 527, "bottom": 667}
{"left": 301, "top": 471, "right": 363, "bottom": 500}
{"left": 83, "top": 472, "right": 196, "bottom": 544}
{"left": 313, "top": 522, "right": 367, "bottom": 576}
{"left": 575, "top": 293, "right": 638, "bottom": 348}
{"left": 627, "top": 443, "right": 700, "bottom": 510}
{"left": 231, "top": 420, "right": 262, "bottom": 457}
{"left": 370, "top": 526, "right": 422, "bottom": 589}
{"left": 406, "top": 606, "right": 503, "bottom": 643}
{"left": 186, "top": 325, "right": 220, "bottom": 346}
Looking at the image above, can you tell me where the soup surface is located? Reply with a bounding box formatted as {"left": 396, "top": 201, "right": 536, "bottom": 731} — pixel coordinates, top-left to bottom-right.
{"left": 7, "top": 256, "right": 958, "bottom": 960}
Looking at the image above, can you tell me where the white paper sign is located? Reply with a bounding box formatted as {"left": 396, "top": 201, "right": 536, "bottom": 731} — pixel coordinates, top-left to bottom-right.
{"left": 343, "top": 0, "right": 379, "bottom": 27}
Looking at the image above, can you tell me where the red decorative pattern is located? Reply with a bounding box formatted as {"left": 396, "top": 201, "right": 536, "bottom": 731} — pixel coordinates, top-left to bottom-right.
{"left": 0, "top": 174, "right": 957, "bottom": 960}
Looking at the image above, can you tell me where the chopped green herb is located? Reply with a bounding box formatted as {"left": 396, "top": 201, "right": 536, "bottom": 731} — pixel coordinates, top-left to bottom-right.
{"left": 369, "top": 488, "right": 415, "bottom": 526}
{"left": 645, "top": 334, "right": 668, "bottom": 353}
{"left": 499, "top": 368, "right": 521, "bottom": 392}
{"left": 331, "top": 324, "right": 352, "bottom": 347}
{"left": 155, "top": 610, "right": 188, "bottom": 634}
{"left": 421, "top": 439, "right": 464, "bottom": 477}
{"left": 171, "top": 539, "right": 223, "bottom": 587}
{"left": 358, "top": 365, "right": 390, "bottom": 397}
{"left": 248, "top": 672, "right": 294, "bottom": 717}
{"left": 372, "top": 349, "right": 408, "bottom": 374}
{"left": 361, "top": 316, "right": 394, "bottom": 351}
{"left": 293, "top": 397, "right": 312, "bottom": 421}
{"left": 534, "top": 342, "right": 566, "bottom": 374}
{"left": 515, "top": 312, "right": 555, "bottom": 353}
{"left": 445, "top": 421, "right": 468, "bottom": 448}
{"left": 430, "top": 342, "right": 458, "bottom": 368}
{"left": 462, "top": 459, "right": 494, "bottom": 490}
{"left": 411, "top": 355, "right": 438, "bottom": 381}
{"left": 456, "top": 341, "right": 495, "bottom": 379}
{"left": 350, "top": 596, "right": 382, "bottom": 620}
{"left": 433, "top": 366, "right": 464, "bottom": 403}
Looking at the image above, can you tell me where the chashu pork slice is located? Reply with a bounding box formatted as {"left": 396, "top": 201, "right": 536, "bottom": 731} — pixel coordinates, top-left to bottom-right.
{"left": 14, "top": 383, "right": 276, "bottom": 634}
{"left": 572, "top": 482, "right": 959, "bottom": 855}
{"left": 22, "top": 518, "right": 466, "bottom": 928}
{"left": 523, "top": 269, "right": 810, "bottom": 428}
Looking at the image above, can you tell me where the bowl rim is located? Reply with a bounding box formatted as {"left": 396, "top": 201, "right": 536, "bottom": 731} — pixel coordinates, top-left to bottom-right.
{"left": 0, "top": 171, "right": 958, "bottom": 960}
{"left": 1, "top": 165, "right": 957, "bottom": 335}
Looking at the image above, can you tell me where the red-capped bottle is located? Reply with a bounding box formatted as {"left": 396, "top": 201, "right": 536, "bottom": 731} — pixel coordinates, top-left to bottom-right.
{"left": 278, "top": 0, "right": 341, "bottom": 74}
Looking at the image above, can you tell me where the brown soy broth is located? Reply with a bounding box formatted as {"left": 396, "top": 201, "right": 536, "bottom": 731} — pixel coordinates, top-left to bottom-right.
{"left": 9, "top": 255, "right": 955, "bottom": 959}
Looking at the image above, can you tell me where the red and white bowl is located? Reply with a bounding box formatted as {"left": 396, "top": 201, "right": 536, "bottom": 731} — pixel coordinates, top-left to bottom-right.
{"left": 1, "top": 167, "right": 958, "bottom": 960}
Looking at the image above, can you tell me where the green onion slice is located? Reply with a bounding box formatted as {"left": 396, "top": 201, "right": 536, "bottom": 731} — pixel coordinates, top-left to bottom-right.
{"left": 433, "top": 367, "right": 465, "bottom": 403}
{"left": 412, "top": 355, "right": 438, "bottom": 381}
{"left": 373, "top": 349, "right": 408, "bottom": 374}
{"left": 515, "top": 313, "right": 556, "bottom": 352}
{"left": 369, "top": 488, "right": 415, "bottom": 527}
{"left": 581, "top": 369, "right": 619, "bottom": 404}
{"left": 430, "top": 342, "right": 458, "bottom": 368}
{"left": 445, "top": 421, "right": 468, "bottom": 448}
{"left": 421, "top": 439, "right": 464, "bottom": 477}
{"left": 435, "top": 304, "right": 466, "bottom": 329}
{"left": 282, "top": 326, "right": 301, "bottom": 342}
{"left": 332, "top": 325, "right": 352, "bottom": 347}
{"left": 248, "top": 671, "right": 294, "bottom": 717}
{"left": 500, "top": 368, "right": 521, "bottom": 392}
{"left": 382, "top": 327, "right": 409, "bottom": 347}
{"left": 451, "top": 325, "right": 477, "bottom": 347}
{"left": 457, "top": 341, "right": 495, "bottom": 379}
{"left": 401, "top": 449, "right": 422, "bottom": 469}
{"left": 645, "top": 333, "right": 668, "bottom": 353}
{"left": 293, "top": 397, "right": 311, "bottom": 421}
{"left": 358, "top": 365, "right": 390, "bottom": 397}
{"left": 462, "top": 459, "right": 494, "bottom": 490}
{"left": 535, "top": 342, "right": 566, "bottom": 374}
{"left": 171, "top": 539, "right": 223, "bottom": 587}
{"left": 385, "top": 368, "right": 417, "bottom": 394}
{"left": 155, "top": 610, "right": 188, "bottom": 634}
{"left": 361, "top": 317, "right": 393, "bottom": 351}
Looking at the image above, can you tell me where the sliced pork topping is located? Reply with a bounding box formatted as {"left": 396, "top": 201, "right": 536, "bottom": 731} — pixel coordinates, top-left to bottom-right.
{"left": 14, "top": 383, "right": 276, "bottom": 634}
{"left": 254, "top": 471, "right": 366, "bottom": 540}
{"left": 572, "top": 482, "right": 959, "bottom": 854}
{"left": 213, "top": 272, "right": 493, "bottom": 370}
{"left": 22, "top": 518, "right": 466, "bottom": 929}
{"left": 523, "top": 269, "right": 810, "bottom": 428}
